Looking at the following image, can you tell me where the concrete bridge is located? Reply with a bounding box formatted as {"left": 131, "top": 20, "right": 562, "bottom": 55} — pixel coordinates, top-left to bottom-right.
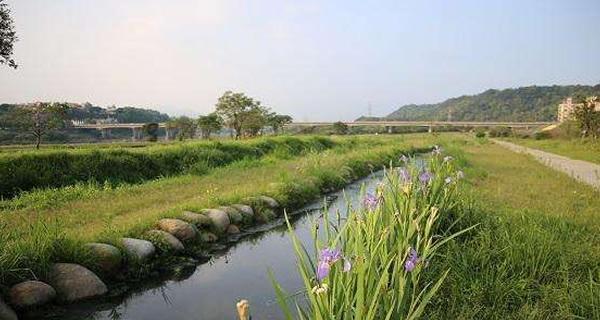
{"left": 287, "top": 121, "right": 556, "bottom": 133}
{"left": 73, "top": 120, "right": 556, "bottom": 140}
{"left": 72, "top": 123, "right": 174, "bottom": 140}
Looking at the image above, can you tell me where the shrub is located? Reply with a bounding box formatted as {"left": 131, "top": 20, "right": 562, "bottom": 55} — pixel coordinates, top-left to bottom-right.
{"left": 475, "top": 129, "right": 486, "bottom": 138}
{"left": 533, "top": 131, "right": 550, "bottom": 140}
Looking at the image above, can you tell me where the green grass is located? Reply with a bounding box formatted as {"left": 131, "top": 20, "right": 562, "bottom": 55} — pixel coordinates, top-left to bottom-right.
{"left": 424, "top": 136, "right": 600, "bottom": 319}
{"left": 504, "top": 137, "right": 600, "bottom": 165}
{"left": 0, "top": 135, "right": 340, "bottom": 199}
{"left": 0, "top": 134, "right": 435, "bottom": 285}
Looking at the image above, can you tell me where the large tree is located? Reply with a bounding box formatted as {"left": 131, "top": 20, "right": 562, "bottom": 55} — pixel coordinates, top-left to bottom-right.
{"left": 267, "top": 113, "right": 293, "bottom": 134}
{"left": 197, "top": 112, "right": 223, "bottom": 139}
{"left": 243, "top": 107, "right": 269, "bottom": 137}
{"left": 9, "top": 102, "right": 69, "bottom": 148}
{"left": 0, "top": 0, "right": 18, "bottom": 69}
{"left": 215, "top": 91, "right": 263, "bottom": 139}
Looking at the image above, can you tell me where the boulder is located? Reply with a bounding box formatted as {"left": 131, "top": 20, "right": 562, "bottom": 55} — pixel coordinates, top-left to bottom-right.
{"left": 157, "top": 219, "right": 197, "bottom": 242}
{"left": 227, "top": 225, "right": 241, "bottom": 234}
{"left": 144, "top": 230, "right": 184, "bottom": 252}
{"left": 47, "top": 263, "right": 107, "bottom": 302}
{"left": 121, "top": 238, "right": 156, "bottom": 262}
{"left": 200, "top": 232, "right": 219, "bottom": 243}
{"left": 9, "top": 280, "right": 56, "bottom": 308}
{"left": 181, "top": 211, "right": 212, "bottom": 227}
{"left": 219, "top": 206, "right": 244, "bottom": 225}
{"left": 0, "top": 298, "right": 17, "bottom": 320}
{"left": 232, "top": 204, "right": 254, "bottom": 221}
{"left": 85, "top": 243, "right": 122, "bottom": 273}
{"left": 201, "top": 209, "right": 230, "bottom": 233}
{"left": 258, "top": 196, "right": 280, "bottom": 209}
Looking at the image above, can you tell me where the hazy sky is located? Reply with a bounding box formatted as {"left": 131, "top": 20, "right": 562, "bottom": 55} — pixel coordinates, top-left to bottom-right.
{"left": 1, "top": 0, "right": 599, "bottom": 120}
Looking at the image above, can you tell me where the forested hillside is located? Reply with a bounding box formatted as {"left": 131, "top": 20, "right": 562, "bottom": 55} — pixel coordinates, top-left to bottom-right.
{"left": 364, "top": 85, "right": 600, "bottom": 121}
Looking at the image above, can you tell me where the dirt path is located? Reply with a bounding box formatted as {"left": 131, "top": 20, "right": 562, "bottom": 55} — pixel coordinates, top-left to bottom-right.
{"left": 493, "top": 140, "right": 600, "bottom": 190}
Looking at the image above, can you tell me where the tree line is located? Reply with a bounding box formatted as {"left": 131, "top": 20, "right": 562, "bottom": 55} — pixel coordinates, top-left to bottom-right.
{"left": 166, "top": 91, "right": 292, "bottom": 141}
{"left": 0, "top": 91, "right": 293, "bottom": 148}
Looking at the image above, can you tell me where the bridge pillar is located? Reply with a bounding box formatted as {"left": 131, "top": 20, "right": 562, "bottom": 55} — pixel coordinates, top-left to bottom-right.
{"left": 387, "top": 126, "right": 393, "bottom": 134}
{"left": 428, "top": 126, "right": 433, "bottom": 133}
{"left": 100, "top": 128, "right": 111, "bottom": 139}
{"left": 165, "top": 128, "right": 173, "bottom": 141}
{"left": 132, "top": 127, "right": 143, "bottom": 141}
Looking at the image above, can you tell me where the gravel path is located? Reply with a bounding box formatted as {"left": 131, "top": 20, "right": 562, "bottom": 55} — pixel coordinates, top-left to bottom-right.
{"left": 493, "top": 140, "right": 600, "bottom": 190}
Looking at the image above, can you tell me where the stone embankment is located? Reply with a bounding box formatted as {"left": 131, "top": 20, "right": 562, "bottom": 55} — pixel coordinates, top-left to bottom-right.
{"left": 0, "top": 196, "right": 279, "bottom": 320}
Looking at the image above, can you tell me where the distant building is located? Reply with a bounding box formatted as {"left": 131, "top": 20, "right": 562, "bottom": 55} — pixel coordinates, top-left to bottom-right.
{"left": 558, "top": 96, "right": 600, "bottom": 122}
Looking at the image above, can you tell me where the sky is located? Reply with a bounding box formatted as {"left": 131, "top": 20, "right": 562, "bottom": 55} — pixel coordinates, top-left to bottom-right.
{"left": 1, "top": 0, "right": 599, "bottom": 121}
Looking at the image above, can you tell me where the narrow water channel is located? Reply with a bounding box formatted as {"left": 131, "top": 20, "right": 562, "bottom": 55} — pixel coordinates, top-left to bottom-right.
{"left": 43, "top": 171, "right": 384, "bottom": 320}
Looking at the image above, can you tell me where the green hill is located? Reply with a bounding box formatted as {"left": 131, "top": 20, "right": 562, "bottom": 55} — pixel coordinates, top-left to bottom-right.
{"left": 365, "top": 85, "right": 600, "bottom": 122}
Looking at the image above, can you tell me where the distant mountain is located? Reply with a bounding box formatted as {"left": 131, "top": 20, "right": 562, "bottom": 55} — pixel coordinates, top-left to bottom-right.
{"left": 358, "top": 84, "right": 600, "bottom": 122}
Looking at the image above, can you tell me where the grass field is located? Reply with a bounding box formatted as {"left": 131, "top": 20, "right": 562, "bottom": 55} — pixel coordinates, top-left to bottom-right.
{"left": 0, "top": 134, "right": 434, "bottom": 284}
{"left": 425, "top": 136, "right": 600, "bottom": 319}
{"left": 1, "top": 133, "right": 599, "bottom": 319}
{"left": 504, "top": 137, "right": 600, "bottom": 164}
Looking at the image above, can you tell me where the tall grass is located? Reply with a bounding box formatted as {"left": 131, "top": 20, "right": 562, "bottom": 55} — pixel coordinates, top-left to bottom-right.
{"left": 271, "top": 148, "right": 472, "bottom": 319}
{"left": 0, "top": 136, "right": 336, "bottom": 198}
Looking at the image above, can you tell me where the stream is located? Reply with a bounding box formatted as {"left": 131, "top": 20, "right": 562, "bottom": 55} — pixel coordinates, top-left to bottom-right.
{"left": 40, "top": 170, "right": 384, "bottom": 320}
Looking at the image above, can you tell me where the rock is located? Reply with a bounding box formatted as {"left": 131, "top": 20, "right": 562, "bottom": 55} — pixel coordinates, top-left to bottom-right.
{"left": 157, "top": 219, "right": 197, "bottom": 242}
{"left": 0, "top": 298, "right": 17, "bottom": 320}
{"left": 201, "top": 209, "right": 230, "bottom": 233}
{"left": 145, "top": 230, "right": 184, "bottom": 252}
{"left": 232, "top": 204, "right": 254, "bottom": 221}
{"left": 9, "top": 280, "right": 56, "bottom": 308}
{"left": 200, "top": 232, "right": 218, "bottom": 243}
{"left": 258, "top": 196, "right": 279, "bottom": 209}
{"left": 85, "top": 243, "right": 122, "bottom": 273}
{"left": 47, "top": 263, "right": 107, "bottom": 302}
{"left": 181, "top": 211, "right": 212, "bottom": 227}
{"left": 219, "top": 206, "right": 244, "bottom": 225}
{"left": 121, "top": 238, "right": 156, "bottom": 262}
{"left": 227, "top": 224, "right": 241, "bottom": 234}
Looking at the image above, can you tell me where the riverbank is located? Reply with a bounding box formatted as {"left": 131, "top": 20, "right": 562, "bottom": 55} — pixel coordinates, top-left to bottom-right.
{"left": 0, "top": 134, "right": 435, "bottom": 318}
{"left": 424, "top": 137, "right": 600, "bottom": 319}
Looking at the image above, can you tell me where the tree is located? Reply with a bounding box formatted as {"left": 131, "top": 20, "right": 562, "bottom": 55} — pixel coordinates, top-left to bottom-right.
{"left": 9, "top": 102, "right": 69, "bottom": 148}
{"left": 333, "top": 121, "right": 349, "bottom": 135}
{"left": 143, "top": 123, "right": 159, "bottom": 142}
{"left": 0, "top": 0, "right": 18, "bottom": 69}
{"left": 267, "top": 113, "right": 293, "bottom": 134}
{"left": 197, "top": 112, "right": 223, "bottom": 139}
{"left": 573, "top": 96, "right": 600, "bottom": 139}
{"left": 166, "top": 116, "right": 196, "bottom": 140}
{"left": 243, "top": 107, "right": 268, "bottom": 137}
{"left": 215, "top": 91, "right": 262, "bottom": 139}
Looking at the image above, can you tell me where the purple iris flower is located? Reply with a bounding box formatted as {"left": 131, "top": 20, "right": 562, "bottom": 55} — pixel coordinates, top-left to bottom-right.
{"left": 419, "top": 171, "right": 433, "bottom": 184}
{"left": 443, "top": 156, "right": 453, "bottom": 162}
{"left": 445, "top": 176, "right": 452, "bottom": 184}
{"left": 432, "top": 145, "right": 443, "bottom": 155}
{"left": 399, "top": 167, "right": 411, "bottom": 183}
{"left": 317, "top": 247, "right": 351, "bottom": 281}
{"left": 404, "top": 248, "right": 421, "bottom": 272}
{"left": 456, "top": 170, "right": 465, "bottom": 179}
{"left": 399, "top": 155, "right": 409, "bottom": 163}
{"left": 363, "top": 193, "right": 379, "bottom": 210}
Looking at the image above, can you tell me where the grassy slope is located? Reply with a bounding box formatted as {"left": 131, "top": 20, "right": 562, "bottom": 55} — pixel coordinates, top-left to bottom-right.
{"left": 505, "top": 138, "right": 600, "bottom": 165}
{"left": 426, "top": 136, "right": 600, "bottom": 319}
{"left": 0, "top": 134, "right": 434, "bottom": 283}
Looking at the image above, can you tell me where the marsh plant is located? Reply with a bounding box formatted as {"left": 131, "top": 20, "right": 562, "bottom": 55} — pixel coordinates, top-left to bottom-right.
{"left": 271, "top": 147, "right": 472, "bottom": 319}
